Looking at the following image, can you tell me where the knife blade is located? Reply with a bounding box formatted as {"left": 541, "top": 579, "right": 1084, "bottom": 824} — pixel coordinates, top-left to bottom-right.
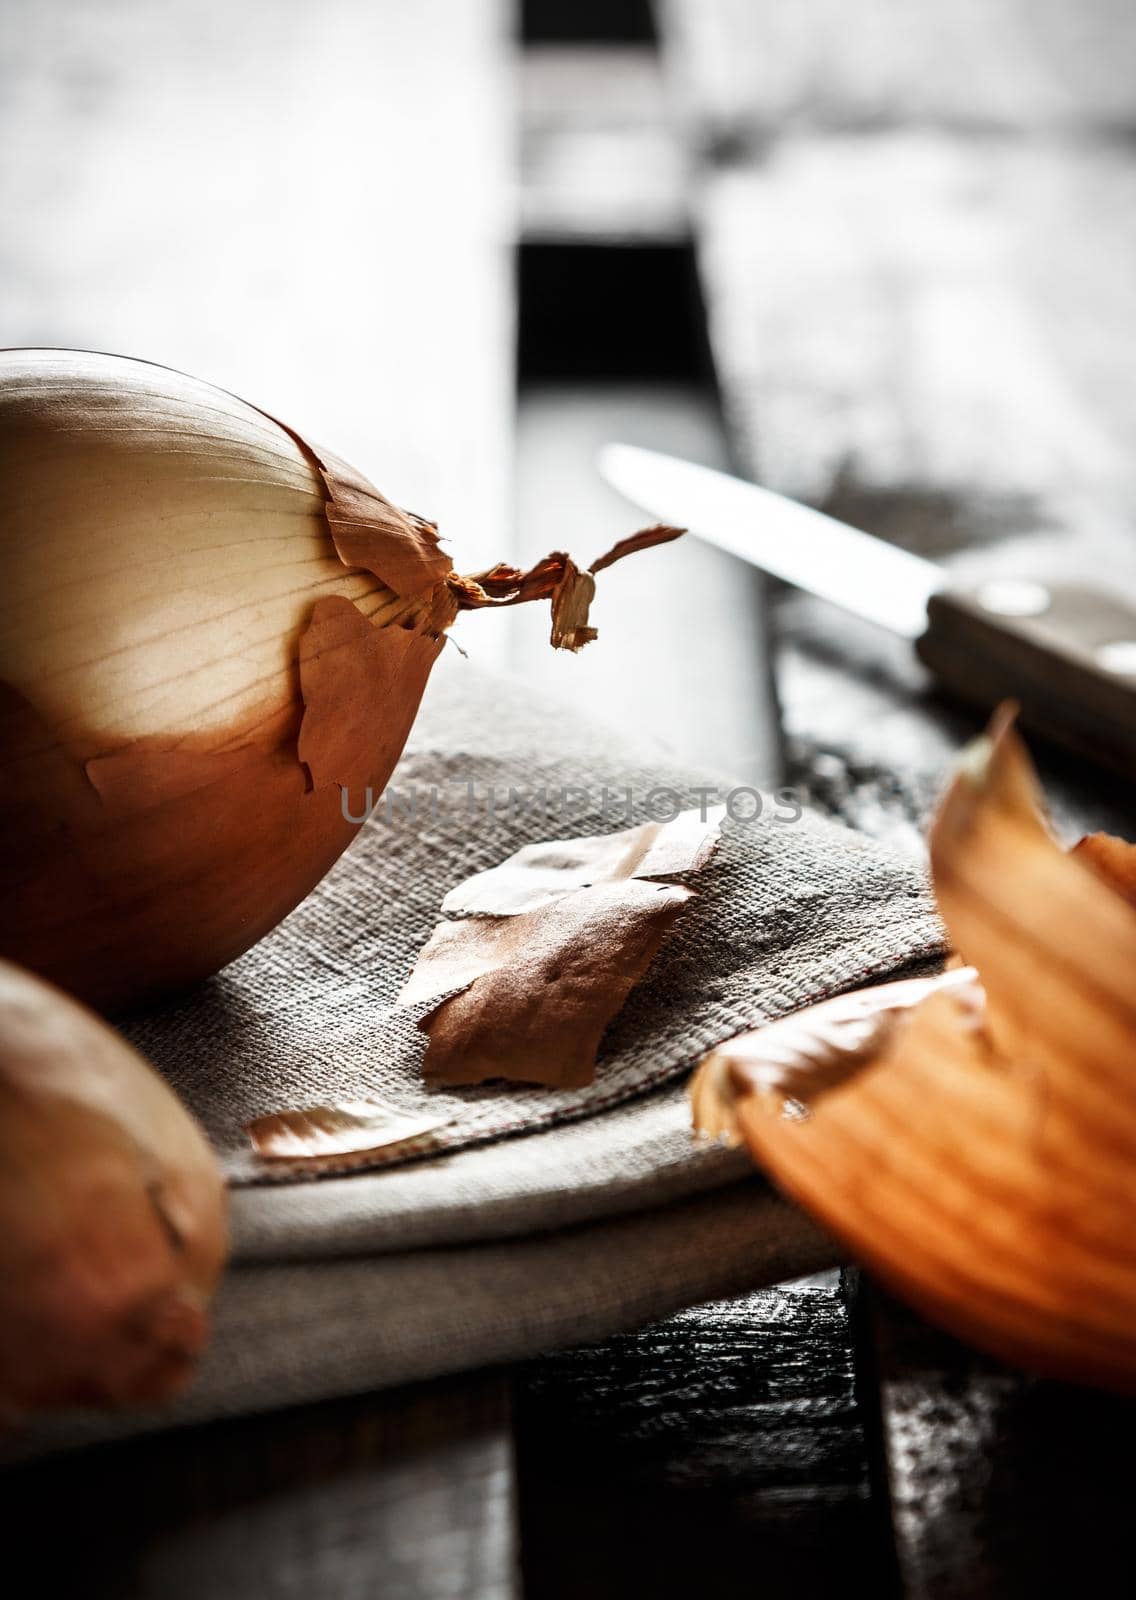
{"left": 600, "top": 443, "right": 1136, "bottom": 779}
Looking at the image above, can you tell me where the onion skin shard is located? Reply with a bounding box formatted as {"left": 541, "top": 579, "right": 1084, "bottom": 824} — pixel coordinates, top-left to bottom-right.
{"left": 699, "top": 707, "right": 1136, "bottom": 1392}
{"left": 0, "top": 959, "right": 228, "bottom": 1417}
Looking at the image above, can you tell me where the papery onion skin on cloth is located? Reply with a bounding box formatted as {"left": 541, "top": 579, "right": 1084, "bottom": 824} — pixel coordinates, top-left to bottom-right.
{"left": 0, "top": 958, "right": 227, "bottom": 1416}
{"left": 0, "top": 350, "right": 678, "bottom": 1012}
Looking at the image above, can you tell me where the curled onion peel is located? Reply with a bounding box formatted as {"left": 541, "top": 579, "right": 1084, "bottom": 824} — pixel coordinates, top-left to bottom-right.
{"left": 0, "top": 958, "right": 227, "bottom": 1416}
{"left": 0, "top": 350, "right": 680, "bottom": 1012}
{"left": 692, "top": 710, "right": 1136, "bottom": 1391}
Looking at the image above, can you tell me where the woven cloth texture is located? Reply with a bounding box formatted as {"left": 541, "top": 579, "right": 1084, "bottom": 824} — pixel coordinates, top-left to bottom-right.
{"left": 12, "top": 655, "right": 947, "bottom": 1455}
{"left": 120, "top": 652, "right": 946, "bottom": 1201}
{"left": 9, "top": 1180, "right": 843, "bottom": 1460}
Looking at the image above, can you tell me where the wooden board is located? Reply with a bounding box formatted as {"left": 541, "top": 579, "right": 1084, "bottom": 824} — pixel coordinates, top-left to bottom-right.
{"left": 509, "top": 384, "right": 782, "bottom": 786}
{"left": 691, "top": 130, "right": 1136, "bottom": 828}
{"left": 660, "top": 0, "right": 1136, "bottom": 142}
{"left": 869, "top": 1288, "right": 1136, "bottom": 1599}
{"left": 1, "top": 1375, "right": 518, "bottom": 1600}
{"left": 695, "top": 136, "right": 1136, "bottom": 567}
{"left": 516, "top": 1274, "right": 898, "bottom": 1600}
{"left": 521, "top": 47, "right": 689, "bottom": 242}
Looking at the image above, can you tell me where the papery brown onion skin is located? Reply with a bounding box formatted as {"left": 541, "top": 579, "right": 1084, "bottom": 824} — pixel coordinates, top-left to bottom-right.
{"left": 0, "top": 958, "right": 227, "bottom": 1414}
{"left": 0, "top": 350, "right": 456, "bottom": 1013}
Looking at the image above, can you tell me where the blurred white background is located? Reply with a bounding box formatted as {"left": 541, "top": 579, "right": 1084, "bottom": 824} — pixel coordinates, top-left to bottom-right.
{"left": 0, "top": 0, "right": 515, "bottom": 586}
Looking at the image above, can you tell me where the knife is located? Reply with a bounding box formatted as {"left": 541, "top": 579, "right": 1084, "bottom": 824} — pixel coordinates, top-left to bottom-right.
{"left": 600, "top": 443, "right": 1136, "bottom": 778}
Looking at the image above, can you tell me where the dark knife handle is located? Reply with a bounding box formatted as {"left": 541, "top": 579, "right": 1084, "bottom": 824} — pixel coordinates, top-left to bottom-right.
{"left": 915, "top": 580, "right": 1136, "bottom": 779}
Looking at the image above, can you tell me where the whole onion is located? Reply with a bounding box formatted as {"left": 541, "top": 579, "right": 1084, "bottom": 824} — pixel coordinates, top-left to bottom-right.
{"left": 0, "top": 958, "right": 227, "bottom": 1415}
{"left": 0, "top": 350, "right": 678, "bottom": 1012}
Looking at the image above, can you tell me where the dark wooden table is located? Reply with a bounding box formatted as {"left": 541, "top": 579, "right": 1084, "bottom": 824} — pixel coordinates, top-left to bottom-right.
{"left": 3, "top": 2, "right": 1135, "bottom": 1594}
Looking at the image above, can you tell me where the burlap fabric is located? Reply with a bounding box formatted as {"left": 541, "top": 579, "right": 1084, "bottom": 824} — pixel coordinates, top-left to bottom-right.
{"left": 14, "top": 652, "right": 945, "bottom": 1454}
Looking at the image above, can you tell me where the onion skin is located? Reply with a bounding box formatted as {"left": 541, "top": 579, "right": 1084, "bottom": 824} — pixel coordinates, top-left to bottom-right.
{"left": 0, "top": 959, "right": 228, "bottom": 1416}
{"left": 698, "top": 709, "right": 1136, "bottom": 1392}
{"left": 0, "top": 351, "right": 457, "bottom": 1012}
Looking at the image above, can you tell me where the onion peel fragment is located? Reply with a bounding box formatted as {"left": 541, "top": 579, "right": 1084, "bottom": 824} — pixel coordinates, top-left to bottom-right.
{"left": 257, "top": 403, "right": 451, "bottom": 598}
{"left": 1071, "top": 832, "right": 1136, "bottom": 909}
{"left": 403, "top": 881, "right": 693, "bottom": 1089}
{"left": 246, "top": 1101, "right": 450, "bottom": 1176}
{"left": 689, "top": 967, "right": 982, "bottom": 1144}
{"left": 441, "top": 804, "right": 725, "bottom": 917}
{"left": 305, "top": 442, "right": 452, "bottom": 598}
{"left": 692, "top": 704, "right": 1136, "bottom": 1391}
{"left": 297, "top": 593, "right": 452, "bottom": 798}
{"left": 928, "top": 705, "right": 1136, "bottom": 1086}
{"left": 400, "top": 806, "right": 723, "bottom": 1087}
